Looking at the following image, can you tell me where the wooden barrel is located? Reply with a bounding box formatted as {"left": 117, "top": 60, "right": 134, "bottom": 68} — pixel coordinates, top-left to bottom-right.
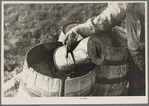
{"left": 89, "top": 26, "right": 129, "bottom": 96}
{"left": 19, "top": 60, "right": 62, "bottom": 97}
{"left": 92, "top": 47, "right": 129, "bottom": 96}
{"left": 18, "top": 60, "right": 96, "bottom": 97}
{"left": 64, "top": 70, "right": 96, "bottom": 96}
{"left": 18, "top": 42, "right": 96, "bottom": 97}
{"left": 17, "top": 42, "right": 65, "bottom": 97}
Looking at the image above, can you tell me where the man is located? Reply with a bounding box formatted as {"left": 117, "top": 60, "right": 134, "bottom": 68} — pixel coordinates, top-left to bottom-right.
{"left": 62, "top": 3, "right": 145, "bottom": 96}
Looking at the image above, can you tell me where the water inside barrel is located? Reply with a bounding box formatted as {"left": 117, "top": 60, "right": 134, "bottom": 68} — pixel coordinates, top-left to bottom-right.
{"left": 26, "top": 42, "right": 68, "bottom": 79}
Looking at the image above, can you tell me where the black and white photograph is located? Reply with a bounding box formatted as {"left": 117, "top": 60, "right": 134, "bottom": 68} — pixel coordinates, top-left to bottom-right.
{"left": 1, "top": 1, "right": 148, "bottom": 104}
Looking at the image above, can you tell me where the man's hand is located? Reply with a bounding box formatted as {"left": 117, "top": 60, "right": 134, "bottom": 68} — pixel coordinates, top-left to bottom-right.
{"left": 63, "top": 28, "right": 79, "bottom": 58}
{"left": 63, "top": 28, "right": 78, "bottom": 46}
{"left": 62, "top": 21, "right": 95, "bottom": 58}
{"left": 63, "top": 21, "right": 96, "bottom": 47}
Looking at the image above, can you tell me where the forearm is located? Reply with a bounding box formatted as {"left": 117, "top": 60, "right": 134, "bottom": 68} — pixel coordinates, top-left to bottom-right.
{"left": 75, "top": 3, "right": 134, "bottom": 37}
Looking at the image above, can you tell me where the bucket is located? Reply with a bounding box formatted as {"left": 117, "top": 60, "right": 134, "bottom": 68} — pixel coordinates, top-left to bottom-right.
{"left": 54, "top": 37, "right": 96, "bottom": 74}
{"left": 55, "top": 22, "right": 96, "bottom": 74}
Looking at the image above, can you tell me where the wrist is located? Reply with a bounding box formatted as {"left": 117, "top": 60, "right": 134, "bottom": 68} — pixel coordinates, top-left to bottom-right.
{"left": 73, "top": 24, "right": 82, "bottom": 35}
{"left": 72, "top": 18, "right": 97, "bottom": 37}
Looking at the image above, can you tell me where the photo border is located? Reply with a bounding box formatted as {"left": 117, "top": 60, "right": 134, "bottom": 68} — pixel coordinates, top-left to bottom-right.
{"left": 1, "top": 0, "right": 149, "bottom": 105}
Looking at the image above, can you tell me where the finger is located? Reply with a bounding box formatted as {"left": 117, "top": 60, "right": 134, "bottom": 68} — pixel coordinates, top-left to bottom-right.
{"left": 63, "top": 35, "right": 68, "bottom": 45}
{"left": 65, "top": 45, "right": 69, "bottom": 58}
{"left": 63, "top": 30, "right": 72, "bottom": 45}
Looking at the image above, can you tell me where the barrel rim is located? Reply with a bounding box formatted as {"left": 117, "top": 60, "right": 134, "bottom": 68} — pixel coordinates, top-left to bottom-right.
{"left": 23, "top": 60, "right": 63, "bottom": 81}
{"left": 25, "top": 42, "right": 62, "bottom": 59}
{"left": 26, "top": 43, "right": 46, "bottom": 58}
{"left": 65, "top": 70, "right": 93, "bottom": 81}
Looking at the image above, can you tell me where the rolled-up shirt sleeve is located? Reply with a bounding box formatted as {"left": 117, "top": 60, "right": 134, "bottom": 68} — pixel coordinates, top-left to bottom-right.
{"left": 87, "top": 3, "right": 134, "bottom": 33}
